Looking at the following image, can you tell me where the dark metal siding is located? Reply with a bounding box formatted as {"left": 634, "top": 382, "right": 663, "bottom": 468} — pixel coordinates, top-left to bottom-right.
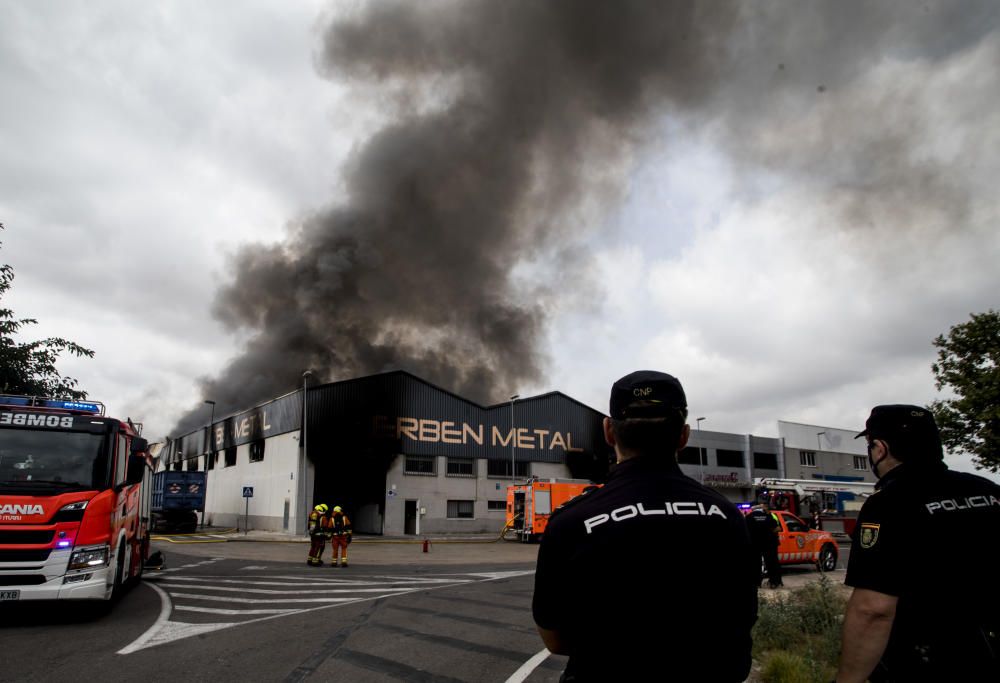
{"left": 305, "top": 372, "right": 608, "bottom": 465}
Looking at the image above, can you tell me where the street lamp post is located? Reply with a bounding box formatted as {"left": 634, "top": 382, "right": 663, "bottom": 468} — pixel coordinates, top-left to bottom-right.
{"left": 301, "top": 370, "right": 313, "bottom": 535}
{"left": 696, "top": 417, "right": 706, "bottom": 483}
{"left": 202, "top": 400, "right": 215, "bottom": 529}
{"left": 204, "top": 400, "right": 216, "bottom": 464}
{"left": 509, "top": 395, "right": 520, "bottom": 483}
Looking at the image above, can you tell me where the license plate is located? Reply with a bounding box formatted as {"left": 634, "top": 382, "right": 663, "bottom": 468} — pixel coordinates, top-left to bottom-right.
{"left": 0, "top": 590, "right": 20, "bottom": 601}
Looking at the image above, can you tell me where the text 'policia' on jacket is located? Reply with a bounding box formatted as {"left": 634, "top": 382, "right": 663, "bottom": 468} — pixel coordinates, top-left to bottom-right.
{"left": 532, "top": 455, "right": 758, "bottom": 682}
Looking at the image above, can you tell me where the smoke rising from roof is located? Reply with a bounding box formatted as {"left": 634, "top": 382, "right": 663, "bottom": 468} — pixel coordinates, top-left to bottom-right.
{"left": 174, "top": 1, "right": 737, "bottom": 429}
{"left": 173, "top": 0, "right": 999, "bottom": 432}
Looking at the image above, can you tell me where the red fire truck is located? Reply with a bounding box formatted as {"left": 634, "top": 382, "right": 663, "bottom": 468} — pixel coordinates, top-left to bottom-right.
{"left": 0, "top": 395, "right": 156, "bottom": 602}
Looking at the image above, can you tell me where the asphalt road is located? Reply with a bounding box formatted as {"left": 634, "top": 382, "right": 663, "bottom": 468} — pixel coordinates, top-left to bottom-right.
{"left": 0, "top": 537, "right": 851, "bottom": 682}
{"left": 0, "top": 543, "right": 559, "bottom": 683}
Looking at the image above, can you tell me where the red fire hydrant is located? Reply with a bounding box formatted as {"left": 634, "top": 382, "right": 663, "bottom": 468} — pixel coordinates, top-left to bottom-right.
{"left": 422, "top": 538, "right": 430, "bottom": 553}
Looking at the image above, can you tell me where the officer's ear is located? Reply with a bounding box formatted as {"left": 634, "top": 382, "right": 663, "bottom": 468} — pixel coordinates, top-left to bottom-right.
{"left": 676, "top": 423, "right": 691, "bottom": 452}
{"left": 603, "top": 417, "right": 617, "bottom": 448}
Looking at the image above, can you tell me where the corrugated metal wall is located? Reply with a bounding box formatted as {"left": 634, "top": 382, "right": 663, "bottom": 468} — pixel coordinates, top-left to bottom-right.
{"left": 305, "top": 371, "right": 610, "bottom": 475}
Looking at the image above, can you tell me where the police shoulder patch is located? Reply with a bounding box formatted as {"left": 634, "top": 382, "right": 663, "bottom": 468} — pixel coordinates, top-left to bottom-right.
{"left": 859, "top": 523, "right": 880, "bottom": 549}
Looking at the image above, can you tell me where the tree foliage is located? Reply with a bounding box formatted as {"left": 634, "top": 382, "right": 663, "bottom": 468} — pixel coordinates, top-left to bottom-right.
{"left": 0, "top": 224, "right": 94, "bottom": 399}
{"left": 930, "top": 310, "right": 1000, "bottom": 472}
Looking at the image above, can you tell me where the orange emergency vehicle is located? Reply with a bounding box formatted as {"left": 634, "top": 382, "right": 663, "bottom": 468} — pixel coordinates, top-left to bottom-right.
{"left": 0, "top": 395, "right": 155, "bottom": 602}
{"left": 506, "top": 479, "right": 598, "bottom": 542}
{"left": 771, "top": 509, "right": 840, "bottom": 572}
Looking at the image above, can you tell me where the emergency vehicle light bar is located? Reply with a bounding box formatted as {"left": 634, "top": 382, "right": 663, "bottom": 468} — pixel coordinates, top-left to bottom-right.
{"left": 0, "top": 395, "right": 106, "bottom": 415}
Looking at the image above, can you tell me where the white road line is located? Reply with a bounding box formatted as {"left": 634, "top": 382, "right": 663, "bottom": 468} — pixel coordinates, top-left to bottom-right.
{"left": 169, "top": 592, "right": 384, "bottom": 604}
{"left": 160, "top": 576, "right": 470, "bottom": 587}
{"left": 173, "top": 605, "right": 297, "bottom": 616}
{"left": 120, "top": 570, "right": 531, "bottom": 655}
{"left": 505, "top": 649, "right": 552, "bottom": 683}
{"left": 117, "top": 582, "right": 173, "bottom": 655}
{"left": 159, "top": 583, "right": 416, "bottom": 595}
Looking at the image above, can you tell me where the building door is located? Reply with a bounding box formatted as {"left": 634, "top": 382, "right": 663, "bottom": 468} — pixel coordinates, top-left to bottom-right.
{"left": 404, "top": 500, "right": 418, "bottom": 535}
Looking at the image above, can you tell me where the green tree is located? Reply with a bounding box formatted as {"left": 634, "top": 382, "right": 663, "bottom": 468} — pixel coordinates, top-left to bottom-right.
{"left": 931, "top": 310, "right": 1000, "bottom": 472}
{"left": 0, "top": 223, "right": 94, "bottom": 399}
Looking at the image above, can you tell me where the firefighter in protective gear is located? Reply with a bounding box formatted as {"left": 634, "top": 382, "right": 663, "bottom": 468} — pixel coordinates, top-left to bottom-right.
{"left": 328, "top": 505, "right": 352, "bottom": 567}
{"left": 307, "top": 504, "right": 330, "bottom": 566}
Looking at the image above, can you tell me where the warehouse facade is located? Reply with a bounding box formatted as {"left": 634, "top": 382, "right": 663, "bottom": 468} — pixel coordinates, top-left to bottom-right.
{"left": 164, "top": 371, "right": 611, "bottom": 535}
{"left": 163, "top": 370, "right": 809, "bottom": 535}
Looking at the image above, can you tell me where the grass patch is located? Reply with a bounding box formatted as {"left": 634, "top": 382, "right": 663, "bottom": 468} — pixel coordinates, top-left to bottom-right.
{"left": 753, "top": 576, "right": 847, "bottom": 683}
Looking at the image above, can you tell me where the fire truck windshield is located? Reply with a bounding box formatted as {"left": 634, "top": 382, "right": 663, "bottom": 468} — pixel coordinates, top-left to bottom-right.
{"left": 0, "top": 429, "right": 110, "bottom": 492}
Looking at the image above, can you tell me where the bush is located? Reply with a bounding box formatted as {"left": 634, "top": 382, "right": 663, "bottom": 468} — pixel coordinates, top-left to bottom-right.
{"left": 753, "top": 576, "right": 847, "bottom": 683}
{"left": 760, "top": 651, "right": 813, "bottom": 683}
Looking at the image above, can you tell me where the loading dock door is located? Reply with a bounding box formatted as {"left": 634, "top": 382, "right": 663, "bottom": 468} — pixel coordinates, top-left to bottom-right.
{"left": 404, "top": 499, "right": 418, "bottom": 535}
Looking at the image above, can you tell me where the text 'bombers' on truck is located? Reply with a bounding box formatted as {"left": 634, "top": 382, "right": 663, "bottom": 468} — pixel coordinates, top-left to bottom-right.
{"left": 0, "top": 395, "right": 157, "bottom": 602}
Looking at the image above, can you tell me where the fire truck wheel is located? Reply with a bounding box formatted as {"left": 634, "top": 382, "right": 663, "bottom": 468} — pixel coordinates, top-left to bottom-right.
{"left": 111, "top": 542, "right": 128, "bottom": 601}
{"left": 129, "top": 539, "right": 145, "bottom": 586}
{"left": 817, "top": 544, "right": 838, "bottom": 572}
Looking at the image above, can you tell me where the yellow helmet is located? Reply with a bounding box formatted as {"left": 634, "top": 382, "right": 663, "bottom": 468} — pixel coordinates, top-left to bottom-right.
{"left": 315, "top": 504, "right": 328, "bottom": 513}
{"left": 333, "top": 506, "right": 342, "bottom": 513}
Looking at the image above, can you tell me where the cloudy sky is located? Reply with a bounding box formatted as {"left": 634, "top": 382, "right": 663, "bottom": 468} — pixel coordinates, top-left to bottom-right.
{"left": 2, "top": 2, "right": 997, "bottom": 478}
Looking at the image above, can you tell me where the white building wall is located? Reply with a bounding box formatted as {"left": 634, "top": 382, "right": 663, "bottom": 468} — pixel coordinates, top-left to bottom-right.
{"left": 204, "top": 432, "right": 303, "bottom": 532}
{"left": 383, "top": 456, "right": 572, "bottom": 535}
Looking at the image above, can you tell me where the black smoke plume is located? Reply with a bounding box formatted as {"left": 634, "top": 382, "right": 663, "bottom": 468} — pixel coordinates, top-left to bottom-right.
{"left": 174, "top": 0, "right": 998, "bottom": 432}
{"left": 174, "top": 0, "right": 737, "bottom": 429}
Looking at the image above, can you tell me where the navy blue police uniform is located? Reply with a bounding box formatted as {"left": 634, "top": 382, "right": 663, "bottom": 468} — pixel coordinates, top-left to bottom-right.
{"left": 532, "top": 371, "right": 758, "bottom": 682}
{"left": 846, "top": 405, "right": 1000, "bottom": 681}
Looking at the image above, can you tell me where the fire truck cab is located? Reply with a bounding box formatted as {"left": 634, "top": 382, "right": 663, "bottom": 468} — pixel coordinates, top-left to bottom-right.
{"left": 0, "top": 395, "right": 154, "bottom": 602}
{"left": 506, "top": 478, "right": 597, "bottom": 542}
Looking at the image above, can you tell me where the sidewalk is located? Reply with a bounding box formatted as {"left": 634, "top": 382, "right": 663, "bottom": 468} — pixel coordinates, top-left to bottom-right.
{"left": 150, "top": 527, "right": 540, "bottom": 566}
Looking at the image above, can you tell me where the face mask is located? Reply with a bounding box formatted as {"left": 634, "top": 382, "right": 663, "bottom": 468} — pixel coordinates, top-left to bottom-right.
{"left": 868, "top": 440, "right": 889, "bottom": 479}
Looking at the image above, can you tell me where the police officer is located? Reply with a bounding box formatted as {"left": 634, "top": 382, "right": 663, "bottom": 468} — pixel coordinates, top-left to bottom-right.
{"left": 836, "top": 405, "right": 1000, "bottom": 682}
{"left": 748, "top": 503, "right": 783, "bottom": 588}
{"left": 307, "top": 503, "right": 329, "bottom": 566}
{"left": 532, "top": 371, "right": 758, "bottom": 682}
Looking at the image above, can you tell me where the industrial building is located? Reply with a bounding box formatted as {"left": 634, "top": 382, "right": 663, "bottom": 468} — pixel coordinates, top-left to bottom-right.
{"left": 163, "top": 370, "right": 866, "bottom": 536}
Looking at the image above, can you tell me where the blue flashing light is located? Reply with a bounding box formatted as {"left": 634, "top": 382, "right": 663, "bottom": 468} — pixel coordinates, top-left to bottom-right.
{"left": 0, "top": 395, "right": 102, "bottom": 413}
{"left": 737, "top": 503, "right": 752, "bottom": 510}
{"left": 48, "top": 400, "right": 101, "bottom": 413}
{"left": 58, "top": 541, "right": 72, "bottom": 548}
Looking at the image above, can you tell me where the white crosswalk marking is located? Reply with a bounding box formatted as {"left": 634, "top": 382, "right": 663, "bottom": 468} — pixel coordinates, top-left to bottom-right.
{"left": 120, "top": 569, "right": 534, "bottom": 655}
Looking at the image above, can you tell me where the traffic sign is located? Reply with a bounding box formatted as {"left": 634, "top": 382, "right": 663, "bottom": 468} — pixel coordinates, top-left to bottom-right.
{"left": 242, "top": 486, "right": 254, "bottom": 498}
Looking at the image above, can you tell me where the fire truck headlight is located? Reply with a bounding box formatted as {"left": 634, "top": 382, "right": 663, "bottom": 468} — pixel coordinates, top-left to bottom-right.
{"left": 68, "top": 545, "right": 109, "bottom": 570}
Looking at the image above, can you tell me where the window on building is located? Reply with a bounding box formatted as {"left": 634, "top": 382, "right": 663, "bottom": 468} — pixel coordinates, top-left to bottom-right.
{"left": 678, "top": 447, "right": 705, "bottom": 465}
{"left": 487, "top": 500, "right": 507, "bottom": 512}
{"left": 225, "top": 446, "right": 237, "bottom": 468}
{"left": 172, "top": 462, "right": 182, "bottom": 472}
{"left": 800, "top": 451, "right": 816, "bottom": 467}
{"left": 447, "top": 500, "right": 475, "bottom": 519}
{"left": 487, "top": 459, "right": 529, "bottom": 478}
{"left": 446, "top": 456, "right": 475, "bottom": 477}
{"left": 206, "top": 451, "right": 215, "bottom": 471}
{"left": 716, "top": 449, "right": 744, "bottom": 468}
{"left": 753, "top": 452, "right": 778, "bottom": 470}
{"left": 853, "top": 456, "right": 869, "bottom": 471}
{"left": 249, "top": 440, "right": 265, "bottom": 463}
{"left": 186, "top": 458, "right": 198, "bottom": 472}
{"left": 405, "top": 455, "right": 436, "bottom": 475}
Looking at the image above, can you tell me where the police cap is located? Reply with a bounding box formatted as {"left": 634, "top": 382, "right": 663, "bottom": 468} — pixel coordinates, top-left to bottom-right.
{"left": 610, "top": 370, "right": 687, "bottom": 420}
{"left": 855, "top": 404, "right": 943, "bottom": 462}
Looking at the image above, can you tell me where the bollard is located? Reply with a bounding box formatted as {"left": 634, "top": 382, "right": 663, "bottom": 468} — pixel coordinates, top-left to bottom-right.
{"left": 422, "top": 538, "right": 430, "bottom": 553}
